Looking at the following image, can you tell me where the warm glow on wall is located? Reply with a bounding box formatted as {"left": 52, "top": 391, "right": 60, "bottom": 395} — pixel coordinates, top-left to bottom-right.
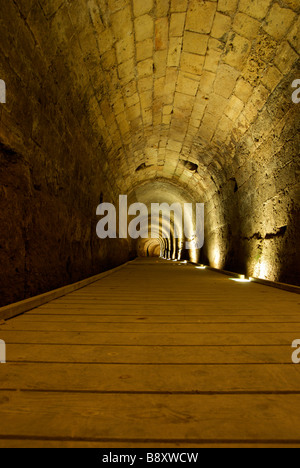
{"left": 189, "top": 242, "right": 199, "bottom": 263}
{"left": 213, "top": 249, "right": 221, "bottom": 269}
{"left": 253, "top": 259, "right": 271, "bottom": 280}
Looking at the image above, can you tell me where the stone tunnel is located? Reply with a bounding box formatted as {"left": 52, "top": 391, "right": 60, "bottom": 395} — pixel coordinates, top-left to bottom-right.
{"left": 0, "top": 0, "right": 300, "bottom": 449}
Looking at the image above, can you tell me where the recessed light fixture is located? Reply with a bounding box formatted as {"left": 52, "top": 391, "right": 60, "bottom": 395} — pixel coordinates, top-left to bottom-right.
{"left": 229, "top": 275, "right": 252, "bottom": 283}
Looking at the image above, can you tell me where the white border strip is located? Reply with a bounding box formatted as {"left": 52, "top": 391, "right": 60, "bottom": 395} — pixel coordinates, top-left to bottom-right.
{"left": 0, "top": 261, "right": 133, "bottom": 321}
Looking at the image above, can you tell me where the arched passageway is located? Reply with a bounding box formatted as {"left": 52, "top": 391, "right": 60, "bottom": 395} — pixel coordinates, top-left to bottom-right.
{"left": 0, "top": 0, "right": 299, "bottom": 449}
{"left": 0, "top": 0, "right": 299, "bottom": 307}
{"left": 138, "top": 238, "right": 161, "bottom": 257}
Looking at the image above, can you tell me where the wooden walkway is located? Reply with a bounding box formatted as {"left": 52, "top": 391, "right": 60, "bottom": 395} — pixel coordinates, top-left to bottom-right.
{"left": 0, "top": 258, "right": 300, "bottom": 447}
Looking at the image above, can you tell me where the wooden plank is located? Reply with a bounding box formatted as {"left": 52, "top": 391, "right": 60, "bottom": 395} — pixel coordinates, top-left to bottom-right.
{"left": 0, "top": 329, "right": 299, "bottom": 346}
{"left": 0, "top": 258, "right": 299, "bottom": 446}
{"left": 44, "top": 294, "right": 300, "bottom": 304}
{"left": 0, "top": 262, "right": 132, "bottom": 321}
{"left": 32, "top": 305, "right": 299, "bottom": 315}
{"left": 44, "top": 307, "right": 298, "bottom": 314}
{"left": 0, "top": 392, "right": 300, "bottom": 442}
{"left": 3, "top": 321, "right": 300, "bottom": 333}
{"left": 3, "top": 343, "right": 294, "bottom": 363}
{"left": 15, "top": 314, "right": 300, "bottom": 323}
{"left": 1, "top": 363, "right": 300, "bottom": 393}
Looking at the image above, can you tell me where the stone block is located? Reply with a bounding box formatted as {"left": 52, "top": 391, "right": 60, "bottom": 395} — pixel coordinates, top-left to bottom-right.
{"left": 118, "top": 58, "right": 135, "bottom": 84}
{"left": 214, "top": 64, "right": 240, "bottom": 98}
{"left": 186, "top": 0, "right": 217, "bottom": 34}
{"left": 137, "top": 58, "right": 154, "bottom": 77}
{"left": 282, "top": 0, "right": 300, "bottom": 10}
{"left": 154, "top": 76, "right": 165, "bottom": 97}
{"left": 155, "top": 17, "right": 169, "bottom": 50}
{"left": 218, "top": 114, "right": 234, "bottom": 132}
{"left": 183, "top": 31, "right": 209, "bottom": 55}
{"left": 274, "top": 41, "right": 298, "bottom": 74}
{"left": 116, "top": 35, "right": 134, "bottom": 64}
{"left": 263, "top": 4, "right": 296, "bottom": 40}
{"left": 107, "top": 0, "right": 128, "bottom": 12}
{"left": 287, "top": 17, "right": 300, "bottom": 54}
{"left": 117, "top": 114, "right": 130, "bottom": 135}
{"left": 133, "top": 0, "right": 153, "bottom": 17}
{"left": 155, "top": 0, "right": 169, "bottom": 16}
{"left": 198, "top": 70, "right": 216, "bottom": 94}
{"left": 164, "top": 68, "right": 178, "bottom": 99}
{"left": 170, "top": 13, "right": 186, "bottom": 37}
{"left": 234, "top": 78, "right": 253, "bottom": 102}
{"left": 136, "top": 38, "right": 153, "bottom": 61}
{"left": 224, "top": 33, "right": 251, "bottom": 70}
{"left": 174, "top": 92, "right": 195, "bottom": 110}
{"left": 233, "top": 12, "right": 261, "bottom": 40}
{"left": 126, "top": 92, "right": 139, "bottom": 108}
{"left": 113, "top": 98, "right": 125, "bottom": 115}
{"left": 224, "top": 95, "right": 244, "bottom": 120}
{"left": 213, "top": 128, "right": 228, "bottom": 144}
{"left": 261, "top": 66, "right": 283, "bottom": 92}
{"left": 126, "top": 102, "right": 141, "bottom": 121}
{"left": 154, "top": 50, "right": 168, "bottom": 77}
{"left": 138, "top": 76, "right": 153, "bottom": 93}
{"left": 135, "top": 14, "right": 154, "bottom": 42}
{"left": 140, "top": 90, "right": 153, "bottom": 108}
{"left": 217, "top": 0, "right": 238, "bottom": 14}
{"left": 243, "top": 101, "right": 258, "bottom": 124}
{"left": 206, "top": 93, "right": 228, "bottom": 117}
{"left": 167, "top": 139, "right": 183, "bottom": 152}
{"left": 239, "top": 0, "right": 272, "bottom": 20}
{"left": 111, "top": 6, "right": 132, "bottom": 40}
{"left": 171, "top": 0, "right": 188, "bottom": 12}
{"left": 167, "top": 37, "right": 183, "bottom": 67}
{"left": 101, "top": 49, "right": 117, "bottom": 70}
{"left": 87, "top": 1, "right": 105, "bottom": 34}
{"left": 204, "top": 39, "right": 223, "bottom": 72}
{"left": 198, "top": 121, "right": 216, "bottom": 141}
{"left": 163, "top": 105, "right": 173, "bottom": 115}
{"left": 181, "top": 52, "right": 205, "bottom": 75}
{"left": 211, "top": 13, "right": 232, "bottom": 41}
{"left": 176, "top": 72, "right": 200, "bottom": 96}
{"left": 98, "top": 29, "right": 114, "bottom": 55}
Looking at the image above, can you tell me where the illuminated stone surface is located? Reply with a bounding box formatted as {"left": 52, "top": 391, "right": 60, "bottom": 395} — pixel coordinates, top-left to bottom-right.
{"left": 0, "top": 0, "right": 299, "bottom": 306}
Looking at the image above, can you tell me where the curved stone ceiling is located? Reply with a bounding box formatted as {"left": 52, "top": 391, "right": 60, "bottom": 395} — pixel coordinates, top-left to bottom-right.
{"left": 0, "top": 0, "right": 299, "bottom": 306}
{"left": 20, "top": 0, "right": 299, "bottom": 200}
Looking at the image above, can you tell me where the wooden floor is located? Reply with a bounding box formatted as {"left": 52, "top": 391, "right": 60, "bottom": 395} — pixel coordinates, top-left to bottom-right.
{"left": 0, "top": 258, "right": 300, "bottom": 448}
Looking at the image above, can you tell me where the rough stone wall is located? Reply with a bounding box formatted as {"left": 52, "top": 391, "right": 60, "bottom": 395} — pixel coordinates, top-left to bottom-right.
{"left": 203, "top": 65, "right": 300, "bottom": 285}
{"left": 0, "top": 0, "right": 299, "bottom": 307}
{"left": 0, "top": 2, "right": 132, "bottom": 307}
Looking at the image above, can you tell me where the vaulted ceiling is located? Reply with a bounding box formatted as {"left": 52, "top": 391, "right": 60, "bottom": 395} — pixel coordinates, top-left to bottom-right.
{"left": 0, "top": 0, "right": 299, "bottom": 298}
{"left": 7, "top": 0, "right": 298, "bottom": 201}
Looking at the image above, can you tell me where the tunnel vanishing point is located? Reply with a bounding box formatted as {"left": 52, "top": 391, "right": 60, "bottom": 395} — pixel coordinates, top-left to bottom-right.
{"left": 0, "top": 0, "right": 300, "bottom": 449}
